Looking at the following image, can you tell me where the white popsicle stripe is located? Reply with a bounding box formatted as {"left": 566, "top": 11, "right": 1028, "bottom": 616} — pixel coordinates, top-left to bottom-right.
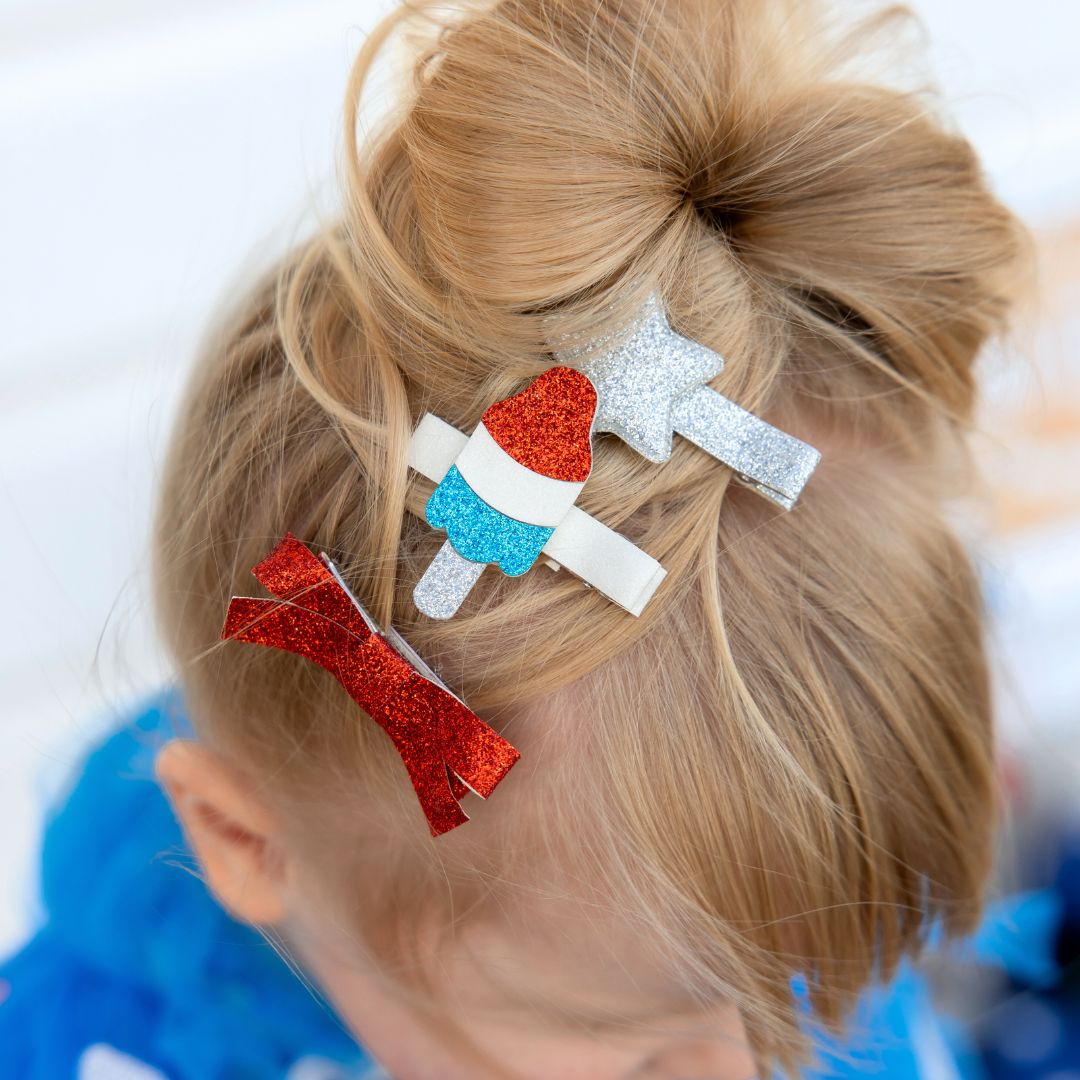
{"left": 453, "top": 421, "right": 587, "bottom": 527}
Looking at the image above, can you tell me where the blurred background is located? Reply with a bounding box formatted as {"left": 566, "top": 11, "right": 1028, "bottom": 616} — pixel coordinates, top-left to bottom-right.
{"left": 1, "top": 0, "right": 1078, "bottom": 1076}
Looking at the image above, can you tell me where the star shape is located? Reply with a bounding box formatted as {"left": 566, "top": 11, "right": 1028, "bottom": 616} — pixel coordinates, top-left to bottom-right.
{"left": 553, "top": 291, "right": 725, "bottom": 462}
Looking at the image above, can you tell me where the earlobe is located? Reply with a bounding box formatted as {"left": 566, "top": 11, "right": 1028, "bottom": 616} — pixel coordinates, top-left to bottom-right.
{"left": 154, "top": 738, "right": 288, "bottom": 927}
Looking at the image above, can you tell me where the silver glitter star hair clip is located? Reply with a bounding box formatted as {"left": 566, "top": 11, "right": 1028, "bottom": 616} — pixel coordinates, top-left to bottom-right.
{"left": 554, "top": 291, "right": 821, "bottom": 510}
{"left": 406, "top": 290, "right": 820, "bottom": 619}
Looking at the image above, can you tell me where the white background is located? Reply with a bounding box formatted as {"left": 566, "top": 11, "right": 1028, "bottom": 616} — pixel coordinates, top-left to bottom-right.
{"left": 2, "top": 0, "right": 1079, "bottom": 961}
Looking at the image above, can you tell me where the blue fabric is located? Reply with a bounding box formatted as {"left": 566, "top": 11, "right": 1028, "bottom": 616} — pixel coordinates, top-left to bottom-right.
{"left": 943, "top": 889, "right": 1062, "bottom": 989}
{"left": 425, "top": 465, "right": 553, "bottom": 575}
{"left": 794, "top": 961, "right": 936, "bottom": 1080}
{"left": 0, "top": 684, "right": 372, "bottom": 1080}
{"left": 794, "top": 890, "right": 1063, "bottom": 1080}
{"left": 0, "top": 684, "right": 1062, "bottom": 1078}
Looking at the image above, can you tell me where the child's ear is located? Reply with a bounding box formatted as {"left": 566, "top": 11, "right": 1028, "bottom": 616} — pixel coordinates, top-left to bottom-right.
{"left": 154, "top": 738, "right": 288, "bottom": 927}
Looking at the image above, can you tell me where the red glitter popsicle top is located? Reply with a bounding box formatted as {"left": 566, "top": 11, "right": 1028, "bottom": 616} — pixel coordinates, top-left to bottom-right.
{"left": 481, "top": 366, "right": 597, "bottom": 482}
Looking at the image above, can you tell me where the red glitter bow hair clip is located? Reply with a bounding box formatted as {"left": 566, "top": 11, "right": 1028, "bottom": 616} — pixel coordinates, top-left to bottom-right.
{"left": 219, "top": 532, "right": 520, "bottom": 836}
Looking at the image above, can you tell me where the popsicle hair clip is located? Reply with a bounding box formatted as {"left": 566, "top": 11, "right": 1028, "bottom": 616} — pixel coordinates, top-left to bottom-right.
{"left": 219, "top": 532, "right": 520, "bottom": 836}
{"left": 408, "top": 289, "right": 821, "bottom": 619}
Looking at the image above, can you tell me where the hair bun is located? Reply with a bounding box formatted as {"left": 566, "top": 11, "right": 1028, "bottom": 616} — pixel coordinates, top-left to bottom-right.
{"left": 397, "top": 0, "right": 1029, "bottom": 423}
{"left": 403, "top": 0, "right": 693, "bottom": 304}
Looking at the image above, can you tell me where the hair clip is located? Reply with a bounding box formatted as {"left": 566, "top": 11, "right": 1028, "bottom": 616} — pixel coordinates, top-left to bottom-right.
{"left": 553, "top": 291, "right": 821, "bottom": 510}
{"left": 408, "top": 292, "right": 820, "bottom": 619}
{"left": 408, "top": 366, "right": 668, "bottom": 619}
{"left": 219, "top": 532, "right": 520, "bottom": 836}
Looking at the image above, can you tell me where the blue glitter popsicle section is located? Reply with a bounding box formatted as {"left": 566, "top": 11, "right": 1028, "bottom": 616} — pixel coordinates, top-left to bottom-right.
{"left": 425, "top": 466, "right": 553, "bottom": 577}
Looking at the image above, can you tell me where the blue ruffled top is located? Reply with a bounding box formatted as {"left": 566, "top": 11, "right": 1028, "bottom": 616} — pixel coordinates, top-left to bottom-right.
{"left": 0, "top": 685, "right": 372, "bottom": 1080}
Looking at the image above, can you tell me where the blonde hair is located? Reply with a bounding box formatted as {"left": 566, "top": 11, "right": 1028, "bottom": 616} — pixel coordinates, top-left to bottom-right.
{"left": 151, "top": 0, "right": 1033, "bottom": 1073}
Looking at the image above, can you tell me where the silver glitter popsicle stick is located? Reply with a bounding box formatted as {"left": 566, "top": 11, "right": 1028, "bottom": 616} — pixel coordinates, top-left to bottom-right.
{"left": 413, "top": 540, "right": 487, "bottom": 620}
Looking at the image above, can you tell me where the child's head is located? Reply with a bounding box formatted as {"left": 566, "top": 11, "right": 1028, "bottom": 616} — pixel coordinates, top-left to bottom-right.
{"left": 150, "top": 0, "right": 1032, "bottom": 1076}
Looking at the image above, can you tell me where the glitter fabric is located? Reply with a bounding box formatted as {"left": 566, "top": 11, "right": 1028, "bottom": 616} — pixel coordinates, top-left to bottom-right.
{"left": 673, "top": 388, "right": 821, "bottom": 510}
{"left": 553, "top": 290, "right": 821, "bottom": 508}
{"left": 425, "top": 465, "right": 554, "bottom": 575}
{"left": 413, "top": 541, "right": 488, "bottom": 620}
{"left": 413, "top": 367, "right": 598, "bottom": 618}
{"left": 554, "top": 292, "right": 724, "bottom": 463}
{"left": 481, "top": 366, "right": 597, "bottom": 481}
{"left": 219, "top": 532, "right": 520, "bottom": 837}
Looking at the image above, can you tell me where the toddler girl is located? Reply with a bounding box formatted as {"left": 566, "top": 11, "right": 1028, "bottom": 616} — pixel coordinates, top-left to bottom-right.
{"left": 147, "top": 0, "right": 1028, "bottom": 1076}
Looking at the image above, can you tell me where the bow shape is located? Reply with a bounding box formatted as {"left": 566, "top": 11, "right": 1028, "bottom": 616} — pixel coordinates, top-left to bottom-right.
{"left": 219, "top": 532, "right": 520, "bottom": 836}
